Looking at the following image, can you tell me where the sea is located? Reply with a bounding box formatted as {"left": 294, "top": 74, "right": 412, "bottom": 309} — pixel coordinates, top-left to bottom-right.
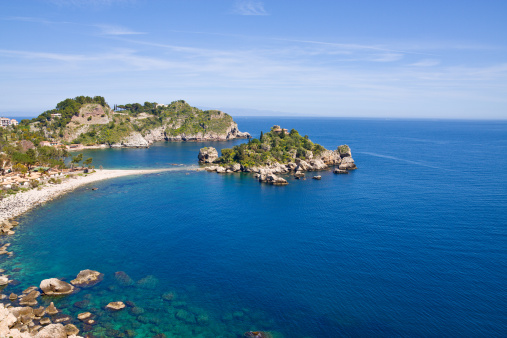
{"left": 1, "top": 117, "right": 506, "bottom": 337}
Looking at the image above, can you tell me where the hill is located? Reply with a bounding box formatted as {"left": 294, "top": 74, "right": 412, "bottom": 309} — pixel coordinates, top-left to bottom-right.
{"left": 24, "top": 97, "right": 250, "bottom": 148}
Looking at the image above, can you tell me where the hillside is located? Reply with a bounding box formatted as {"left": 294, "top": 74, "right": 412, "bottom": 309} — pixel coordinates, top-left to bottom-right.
{"left": 24, "top": 97, "right": 250, "bottom": 148}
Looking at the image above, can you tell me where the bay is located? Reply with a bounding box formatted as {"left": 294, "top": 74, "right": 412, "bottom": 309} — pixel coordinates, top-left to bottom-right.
{"left": 2, "top": 118, "right": 506, "bottom": 337}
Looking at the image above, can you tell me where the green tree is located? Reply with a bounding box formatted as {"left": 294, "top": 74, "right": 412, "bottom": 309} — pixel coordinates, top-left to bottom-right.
{"left": 83, "top": 157, "right": 93, "bottom": 167}
{"left": 70, "top": 153, "right": 83, "bottom": 171}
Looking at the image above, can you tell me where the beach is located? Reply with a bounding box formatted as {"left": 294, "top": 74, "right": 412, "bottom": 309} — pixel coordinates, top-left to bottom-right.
{"left": 0, "top": 168, "right": 184, "bottom": 223}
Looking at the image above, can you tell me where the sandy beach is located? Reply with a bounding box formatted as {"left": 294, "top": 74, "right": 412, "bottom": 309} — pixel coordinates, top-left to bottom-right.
{"left": 0, "top": 168, "right": 186, "bottom": 223}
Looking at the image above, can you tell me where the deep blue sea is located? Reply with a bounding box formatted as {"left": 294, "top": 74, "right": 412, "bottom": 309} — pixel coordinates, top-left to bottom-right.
{"left": 2, "top": 118, "right": 506, "bottom": 337}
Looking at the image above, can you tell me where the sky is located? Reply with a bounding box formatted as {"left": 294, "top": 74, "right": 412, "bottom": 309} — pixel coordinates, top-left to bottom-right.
{"left": 1, "top": 0, "right": 506, "bottom": 119}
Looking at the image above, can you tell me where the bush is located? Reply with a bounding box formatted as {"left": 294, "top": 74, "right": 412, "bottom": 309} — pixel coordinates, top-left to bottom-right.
{"left": 87, "top": 116, "right": 92, "bottom": 121}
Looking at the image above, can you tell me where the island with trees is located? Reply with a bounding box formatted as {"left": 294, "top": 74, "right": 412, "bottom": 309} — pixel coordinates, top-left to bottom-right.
{"left": 199, "top": 125, "right": 357, "bottom": 185}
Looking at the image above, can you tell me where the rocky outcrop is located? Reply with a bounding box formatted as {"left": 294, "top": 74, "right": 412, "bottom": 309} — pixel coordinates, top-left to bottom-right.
{"left": 198, "top": 147, "right": 219, "bottom": 163}
{"left": 35, "top": 324, "right": 67, "bottom": 338}
{"left": 106, "top": 301, "right": 125, "bottom": 311}
{"left": 204, "top": 144, "right": 356, "bottom": 185}
{"left": 111, "top": 132, "right": 149, "bottom": 148}
{"left": 70, "top": 270, "right": 103, "bottom": 287}
{"left": 39, "top": 279, "right": 74, "bottom": 296}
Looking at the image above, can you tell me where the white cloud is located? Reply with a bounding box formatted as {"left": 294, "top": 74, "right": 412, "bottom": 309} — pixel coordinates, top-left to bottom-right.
{"left": 233, "top": 0, "right": 268, "bottom": 16}
{"left": 410, "top": 59, "right": 441, "bottom": 67}
{"left": 370, "top": 53, "right": 404, "bottom": 62}
{"left": 95, "top": 24, "right": 145, "bottom": 36}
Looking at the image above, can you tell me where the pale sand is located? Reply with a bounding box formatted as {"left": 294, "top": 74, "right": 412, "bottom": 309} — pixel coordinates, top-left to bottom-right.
{"left": 0, "top": 168, "right": 194, "bottom": 222}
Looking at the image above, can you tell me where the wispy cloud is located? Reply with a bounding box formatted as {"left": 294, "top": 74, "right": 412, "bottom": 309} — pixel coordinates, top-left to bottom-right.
{"left": 233, "top": 0, "right": 269, "bottom": 16}
{"left": 410, "top": 59, "right": 441, "bottom": 67}
{"left": 95, "top": 24, "right": 145, "bottom": 36}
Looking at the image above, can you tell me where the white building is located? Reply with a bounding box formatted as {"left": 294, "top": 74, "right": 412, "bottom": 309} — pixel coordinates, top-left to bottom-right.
{"left": 0, "top": 118, "right": 17, "bottom": 128}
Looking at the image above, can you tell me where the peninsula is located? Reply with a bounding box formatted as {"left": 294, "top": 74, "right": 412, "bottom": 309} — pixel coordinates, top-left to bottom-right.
{"left": 24, "top": 96, "right": 250, "bottom": 149}
{"left": 199, "top": 125, "right": 357, "bottom": 185}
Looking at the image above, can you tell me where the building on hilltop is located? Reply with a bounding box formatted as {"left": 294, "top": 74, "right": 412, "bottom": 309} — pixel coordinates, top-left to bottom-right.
{"left": 0, "top": 118, "right": 17, "bottom": 128}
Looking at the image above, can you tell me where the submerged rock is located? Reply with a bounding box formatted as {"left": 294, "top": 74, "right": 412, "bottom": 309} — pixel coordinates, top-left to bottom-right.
{"left": 114, "top": 271, "right": 134, "bottom": 286}
{"left": 70, "top": 269, "right": 103, "bottom": 287}
{"left": 39, "top": 278, "right": 74, "bottom": 296}
{"left": 136, "top": 275, "right": 158, "bottom": 289}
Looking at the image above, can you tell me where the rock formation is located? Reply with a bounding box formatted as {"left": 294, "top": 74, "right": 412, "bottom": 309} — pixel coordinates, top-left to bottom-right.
{"left": 70, "top": 269, "right": 103, "bottom": 287}
{"left": 198, "top": 147, "right": 219, "bottom": 163}
{"left": 39, "top": 279, "right": 74, "bottom": 296}
{"left": 106, "top": 301, "right": 126, "bottom": 311}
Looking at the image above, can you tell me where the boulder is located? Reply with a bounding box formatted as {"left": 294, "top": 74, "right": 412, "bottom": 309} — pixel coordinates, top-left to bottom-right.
{"left": 39, "top": 278, "right": 74, "bottom": 296}
{"left": 33, "top": 306, "right": 45, "bottom": 317}
{"left": 9, "top": 293, "right": 18, "bottom": 301}
{"left": 19, "top": 290, "right": 40, "bottom": 306}
{"left": 70, "top": 270, "right": 103, "bottom": 287}
{"left": 265, "top": 174, "right": 288, "bottom": 186}
{"left": 64, "top": 323, "right": 79, "bottom": 336}
{"left": 35, "top": 323, "right": 67, "bottom": 338}
{"left": 0, "top": 275, "right": 10, "bottom": 286}
{"left": 333, "top": 169, "right": 348, "bottom": 174}
{"left": 77, "top": 312, "right": 92, "bottom": 321}
{"left": 45, "top": 302, "right": 58, "bottom": 315}
{"left": 313, "top": 175, "right": 322, "bottom": 180}
{"left": 106, "top": 301, "right": 125, "bottom": 311}
{"left": 198, "top": 147, "right": 219, "bottom": 163}
{"left": 39, "top": 317, "right": 51, "bottom": 325}
{"left": 338, "top": 156, "right": 357, "bottom": 170}
{"left": 216, "top": 166, "right": 226, "bottom": 173}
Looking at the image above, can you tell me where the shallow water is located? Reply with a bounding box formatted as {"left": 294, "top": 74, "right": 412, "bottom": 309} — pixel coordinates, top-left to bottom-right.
{"left": 2, "top": 118, "right": 506, "bottom": 337}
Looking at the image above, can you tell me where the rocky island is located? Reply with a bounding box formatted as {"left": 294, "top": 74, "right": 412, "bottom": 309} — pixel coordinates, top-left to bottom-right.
{"left": 24, "top": 96, "right": 250, "bottom": 148}
{"left": 200, "top": 125, "right": 357, "bottom": 185}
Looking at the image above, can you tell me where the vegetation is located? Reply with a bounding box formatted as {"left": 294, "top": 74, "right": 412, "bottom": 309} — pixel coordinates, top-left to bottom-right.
{"left": 216, "top": 126, "right": 326, "bottom": 167}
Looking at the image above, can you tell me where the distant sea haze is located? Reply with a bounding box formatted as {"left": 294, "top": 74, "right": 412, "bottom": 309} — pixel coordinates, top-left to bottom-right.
{"left": 5, "top": 117, "right": 507, "bottom": 337}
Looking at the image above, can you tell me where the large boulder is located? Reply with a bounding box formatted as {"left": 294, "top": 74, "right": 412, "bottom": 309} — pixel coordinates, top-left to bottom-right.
{"left": 39, "top": 279, "right": 74, "bottom": 296}
{"left": 338, "top": 156, "right": 357, "bottom": 170}
{"left": 338, "top": 144, "right": 352, "bottom": 158}
{"left": 198, "top": 147, "right": 219, "bottom": 163}
{"left": 70, "top": 270, "right": 103, "bottom": 287}
{"left": 265, "top": 174, "right": 288, "bottom": 185}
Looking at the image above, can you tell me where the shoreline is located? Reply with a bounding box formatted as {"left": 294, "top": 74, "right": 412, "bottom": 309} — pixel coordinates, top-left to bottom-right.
{"left": 0, "top": 168, "right": 192, "bottom": 223}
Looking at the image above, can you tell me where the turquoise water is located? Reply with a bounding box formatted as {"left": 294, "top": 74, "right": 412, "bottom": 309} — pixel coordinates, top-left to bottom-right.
{"left": 2, "top": 118, "right": 506, "bottom": 337}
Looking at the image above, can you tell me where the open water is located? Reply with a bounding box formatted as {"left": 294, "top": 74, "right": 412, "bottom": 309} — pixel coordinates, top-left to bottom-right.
{"left": 1, "top": 117, "right": 506, "bottom": 337}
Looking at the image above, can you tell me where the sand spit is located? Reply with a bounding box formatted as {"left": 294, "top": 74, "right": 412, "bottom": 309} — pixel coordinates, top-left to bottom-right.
{"left": 0, "top": 168, "right": 192, "bottom": 223}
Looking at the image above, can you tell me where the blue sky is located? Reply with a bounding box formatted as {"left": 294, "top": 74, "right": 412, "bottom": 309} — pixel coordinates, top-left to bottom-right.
{"left": 1, "top": 0, "right": 506, "bottom": 119}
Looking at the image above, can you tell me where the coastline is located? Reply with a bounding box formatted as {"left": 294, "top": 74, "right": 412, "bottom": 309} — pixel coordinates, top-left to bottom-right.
{"left": 0, "top": 168, "right": 189, "bottom": 223}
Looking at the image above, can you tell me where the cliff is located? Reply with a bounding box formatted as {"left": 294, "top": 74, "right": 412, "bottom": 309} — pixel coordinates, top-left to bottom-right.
{"left": 26, "top": 97, "right": 250, "bottom": 148}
